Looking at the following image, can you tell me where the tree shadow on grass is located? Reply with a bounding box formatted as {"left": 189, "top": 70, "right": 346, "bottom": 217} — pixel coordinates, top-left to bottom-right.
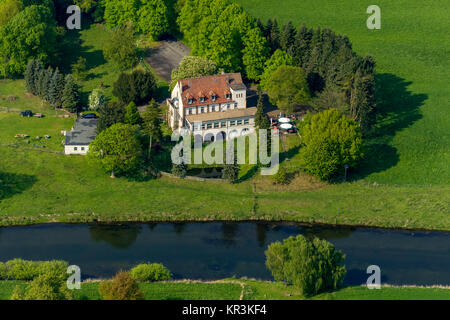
{"left": 351, "top": 73, "right": 427, "bottom": 180}
{"left": 0, "top": 172, "right": 37, "bottom": 202}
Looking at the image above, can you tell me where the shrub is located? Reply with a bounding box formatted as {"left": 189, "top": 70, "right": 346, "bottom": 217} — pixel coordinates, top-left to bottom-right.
{"left": 222, "top": 162, "right": 240, "bottom": 184}
{"left": 98, "top": 271, "right": 144, "bottom": 300}
{"left": 272, "top": 166, "right": 289, "bottom": 185}
{"left": 172, "top": 163, "right": 187, "bottom": 178}
{"left": 10, "top": 272, "right": 72, "bottom": 300}
{"left": 265, "top": 235, "right": 346, "bottom": 296}
{"left": 130, "top": 263, "right": 172, "bottom": 282}
{"left": 0, "top": 259, "right": 68, "bottom": 281}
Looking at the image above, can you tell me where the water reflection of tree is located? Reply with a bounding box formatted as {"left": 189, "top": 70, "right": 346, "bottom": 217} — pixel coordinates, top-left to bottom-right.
{"left": 299, "top": 225, "right": 355, "bottom": 241}
{"left": 173, "top": 223, "right": 187, "bottom": 236}
{"left": 148, "top": 223, "right": 158, "bottom": 231}
{"left": 256, "top": 223, "right": 270, "bottom": 247}
{"left": 221, "top": 223, "right": 239, "bottom": 248}
{"left": 89, "top": 224, "right": 142, "bottom": 249}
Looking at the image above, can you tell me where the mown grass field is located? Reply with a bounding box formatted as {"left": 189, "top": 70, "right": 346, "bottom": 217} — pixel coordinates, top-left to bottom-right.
{"left": 235, "top": 0, "right": 450, "bottom": 186}
{"left": 0, "top": 280, "right": 448, "bottom": 300}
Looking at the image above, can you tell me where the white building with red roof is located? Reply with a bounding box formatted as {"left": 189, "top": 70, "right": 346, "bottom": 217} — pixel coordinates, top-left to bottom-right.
{"left": 166, "top": 73, "right": 256, "bottom": 141}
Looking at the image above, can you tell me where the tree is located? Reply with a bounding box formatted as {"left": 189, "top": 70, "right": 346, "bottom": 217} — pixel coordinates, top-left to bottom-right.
{"left": 254, "top": 90, "right": 270, "bottom": 129}
{"left": 137, "top": 0, "right": 169, "bottom": 40}
{"left": 299, "top": 109, "right": 364, "bottom": 181}
{"left": 130, "top": 263, "right": 172, "bottom": 282}
{"left": 0, "top": 0, "right": 23, "bottom": 27}
{"left": 98, "top": 271, "right": 144, "bottom": 300}
{"left": 170, "top": 56, "right": 218, "bottom": 90}
{"left": 24, "top": 59, "right": 40, "bottom": 95}
{"left": 42, "top": 66, "right": 54, "bottom": 102}
{"left": 260, "top": 49, "right": 293, "bottom": 90}
{"left": 125, "top": 102, "right": 141, "bottom": 125}
{"left": 61, "top": 75, "right": 79, "bottom": 113}
{"left": 350, "top": 67, "right": 376, "bottom": 134}
{"left": 103, "top": 24, "right": 139, "bottom": 70}
{"left": 97, "top": 101, "right": 126, "bottom": 133}
{"left": 141, "top": 99, "right": 162, "bottom": 159}
{"left": 113, "top": 69, "right": 157, "bottom": 105}
{"left": 242, "top": 27, "right": 270, "bottom": 81}
{"left": 0, "top": 5, "right": 57, "bottom": 77}
{"left": 48, "top": 68, "right": 65, "bottom": 109}
{"left": 104, "top": 0, "right": 139, "bottom": 27}
{"left": 89, "top": 123, "right": 142, "bottom": 176}
{"left": 312, "top": 85, "right": 349, "bottom": 114}
{"left": 88, "top": 88, "right": 107, "bottom": 111}
{"left": 265, "top": 235, "right": 346, "bottom": 296}
{"left": 280, "top": 21, "right": 296, "bottom": 54}
{"left": 10, "top": 272, "right": 72, "bottom": 300}
{"left": 71, "top": 56, "right": 88, "bottom": 81}
{"left": 268, "top": 18, "right": 280, "bottom": 52}
{"left": 265, "top": 65, "right": 310, "bottom": 114}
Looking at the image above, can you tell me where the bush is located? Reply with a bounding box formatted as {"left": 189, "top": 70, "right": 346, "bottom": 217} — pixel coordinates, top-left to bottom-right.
{"left": 10, "top": 272, "right": 72, "bottom": 300}
{"left": 222, "top": 163, "right": 240, "bottom": 184}
{"left": 265, "top": 235, "right": 346, "bottom": 296}
{"left": 98, "top": 271, "right": 144, "bottom": 300}
{"left": 130, "top": 263, "right": 172, "bottom": 282}
{"left": 272, "top": 166, "right": 289, "bottom": 185}
{"left": 172, "top": 163, "right": 187, "bottom": 178}
{"left": 0, "top": 259, "right": 68, "bottom": 281}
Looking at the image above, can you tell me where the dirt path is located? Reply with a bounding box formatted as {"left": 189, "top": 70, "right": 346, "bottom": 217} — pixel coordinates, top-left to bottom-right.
{"left": 145, "top": 41, "right": 190, "bottom": 82}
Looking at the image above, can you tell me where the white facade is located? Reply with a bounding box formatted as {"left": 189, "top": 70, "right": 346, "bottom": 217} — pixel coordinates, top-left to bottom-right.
{"left": 64, "top": 145, "right": 90, "bottom": 155}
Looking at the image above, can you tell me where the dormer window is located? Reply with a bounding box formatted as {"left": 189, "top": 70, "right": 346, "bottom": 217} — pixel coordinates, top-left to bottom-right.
{"left": 211, "top": 95, "right": 216, "bottom": 102}
{"left": 226, "top": 93, "right": 231, "bottom": 99}
{"left": 199, "top": 96, "right": 205, "bottom": 103}
{"left": 187, "top": 98, "right": 193, "bottom": 104}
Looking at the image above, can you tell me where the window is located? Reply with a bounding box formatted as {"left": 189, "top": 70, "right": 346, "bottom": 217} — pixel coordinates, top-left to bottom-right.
{"left": 227, "top": 104, "right": 230, "bottom": 109}
{"left": 81, "top": 147, "right": 85, "bottom": 151}
{"left": 187, "top": 98, "right": 193, "bottom": 104}
{"left": 221, "top": 121, "right": 226, "bottom": 127}
{"left": 244, "top": 118, "right": 249, "bottom": 125}
{"left": 211, "top": 95, "right": 216, "bottom": 102}
{"left": 237, "top": 120, "right": 242, "bottom": 125}
{"left": 200, "top": 97, "right": 205, "bottom": 103}
{"left": 234, "top": 103, "right": 238, "bottom": 109}
{"left": 201, "top": 123, "right": 206, "bottom": 130}
{"left": 226, "top": 93, "right": 231, "bottom": 99}
{"left": 188, "top": 108, "right": 193, "bottom": 115}
{"left": 230, "top": 120, "right": 236, "bottom": 126}
{"left": 207, "top": 123, "right": 212, "bottom": 129}
{"left": 214, "top": 122, "right": 219, "bottom": 128}
{"left": 74, "top": 147, "right": 78, "bottom": 151}
{"left": 200, "top": 107, "right": 204, "bottom": 113}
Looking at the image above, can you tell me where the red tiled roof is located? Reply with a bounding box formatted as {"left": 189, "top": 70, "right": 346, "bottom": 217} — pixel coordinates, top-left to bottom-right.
{"left": 179, "top": 73, "right": 245, "bottom": 107}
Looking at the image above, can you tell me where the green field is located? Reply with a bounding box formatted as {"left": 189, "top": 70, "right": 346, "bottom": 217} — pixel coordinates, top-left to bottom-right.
{"left": 0, "top": 280, "right": 448, "bottom": 300}
{"left": 236, "top": 0, "right": 450, "bottom": 185}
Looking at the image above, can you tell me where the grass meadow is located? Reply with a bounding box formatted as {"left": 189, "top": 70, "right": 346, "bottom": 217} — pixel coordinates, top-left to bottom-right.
{"left": 0, "top": 280, "right": 448, "bottom": 300}
{"left": 235, "top": 0, "right": 450, "bottom": 185}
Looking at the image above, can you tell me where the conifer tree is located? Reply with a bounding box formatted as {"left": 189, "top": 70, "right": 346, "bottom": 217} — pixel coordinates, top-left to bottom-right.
{"left": 125, "top": 102, "right": 141, "bottom": 125}
{"left": 269, "top": 19, "right": 280, "bottom": 52}
{"left": 24, "top": 60, "right": 37, "bottom": 95}
{"left": 255, "top": 90, "right": 270, "bottom": 129}
{"left": 280, "top": 21, "right": 296, "bottom": 54}
{"left": 62, "top": 75, "right": 79, "bottom": 113}
{"left": 49, "top": 68, "right": 65, "bottom": 109}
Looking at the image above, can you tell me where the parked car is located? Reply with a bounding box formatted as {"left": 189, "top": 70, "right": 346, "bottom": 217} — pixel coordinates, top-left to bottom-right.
{"left": 81, "top": 113, "right": 97, "bottom": 119}
{"left": 20, "top": 110, "right": 33, "bottom": 117}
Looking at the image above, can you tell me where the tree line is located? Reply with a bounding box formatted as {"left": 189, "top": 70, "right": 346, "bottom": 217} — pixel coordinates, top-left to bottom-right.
{"left": 24, "top": 59, "right": 80, "bottom": 112}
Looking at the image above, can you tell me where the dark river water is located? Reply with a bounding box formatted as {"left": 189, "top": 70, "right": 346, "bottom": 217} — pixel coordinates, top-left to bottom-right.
{"left": 0, "top": 222, "right": 449, "bottom": 286}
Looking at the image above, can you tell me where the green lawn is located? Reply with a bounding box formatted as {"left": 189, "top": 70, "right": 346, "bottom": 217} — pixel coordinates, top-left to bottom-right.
{"left": 235, "top": 0, "right": 450, "bottom": 186}
{"left": 1, "top": 280, "right": 448, "bottom": 300}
